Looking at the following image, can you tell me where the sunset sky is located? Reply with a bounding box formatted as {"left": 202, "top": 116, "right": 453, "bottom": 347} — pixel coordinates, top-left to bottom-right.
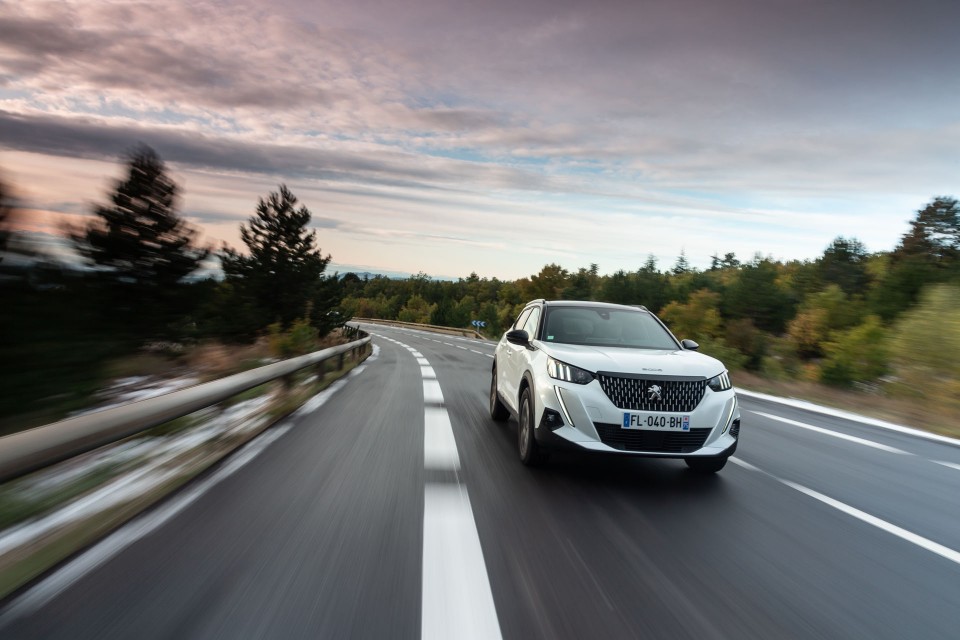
{"left": 1, "top": 0, "right": 957, "bottom": 279}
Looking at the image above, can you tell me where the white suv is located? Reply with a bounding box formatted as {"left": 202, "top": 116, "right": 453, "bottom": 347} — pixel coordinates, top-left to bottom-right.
{"left": 490, "top": 300, "right": 740, "bottom": 473}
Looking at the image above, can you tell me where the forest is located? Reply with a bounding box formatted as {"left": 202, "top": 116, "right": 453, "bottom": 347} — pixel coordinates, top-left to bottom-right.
{"left": 337, "top": 197, "right": 960, "bottom": 412}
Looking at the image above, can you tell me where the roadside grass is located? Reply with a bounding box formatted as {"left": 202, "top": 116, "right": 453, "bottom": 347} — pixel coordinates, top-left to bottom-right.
{"left": 0, "top": 341, "right": 371, "bottom": 601}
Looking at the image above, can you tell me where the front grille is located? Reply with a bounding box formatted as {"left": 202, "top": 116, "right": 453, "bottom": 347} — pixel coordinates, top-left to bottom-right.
{"left": 594, "top": 423, "right": 711, "bottom": 453}
{"left": 597, "top": 374, "right": 708, "bottom": 412}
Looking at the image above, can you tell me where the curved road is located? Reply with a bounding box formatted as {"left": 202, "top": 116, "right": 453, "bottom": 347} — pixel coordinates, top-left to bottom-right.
{"left": 2, "top": 323, "right": 959, "bottom": 638}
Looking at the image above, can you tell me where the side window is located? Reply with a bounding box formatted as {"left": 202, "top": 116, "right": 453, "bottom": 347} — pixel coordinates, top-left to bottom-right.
{"left": 513, "top": 308, "right": 533, "bottom": 331}
{"left": 522, "top": 307, "right": 541, "bottom": 339}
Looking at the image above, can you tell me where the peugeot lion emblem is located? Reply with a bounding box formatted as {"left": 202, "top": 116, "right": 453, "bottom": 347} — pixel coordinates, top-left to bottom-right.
{"left": 647, "top": 384, "right": 662, "bottom": 401}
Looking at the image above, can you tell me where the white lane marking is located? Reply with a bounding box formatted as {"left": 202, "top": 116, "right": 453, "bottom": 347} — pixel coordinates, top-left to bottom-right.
{"left": 456, "top": 346, "right": 468, "bottom": 351}
{"left": 424, "top": 407, "right": 460, "bottom": 471}
{"left": 751, "top": 411, "right": 911, "bottom": 455}
{"left": 470, "top": 350, "right": 484, "bottom": 355}
{"left": 422, "top": 485, "right": 502, "bottom": 640}
{"left": 0, "top": 345, "right": 381, "bottom": 623}
{"left": 736, "top": 388, "right": 960, "bottom": 447}
{"left": 387, "top": 336, "right": 502, "bottom": 640}
{"left": 423, "top": 380, "right": 444, "bottom": 405}
{"left": 421, "top": 366, "right": 437, "bottom": 380}
{"left": 729, "top": 457, "right": 960, "bottom": 567}
{"left": 485, "top": 354, "right": 494, "bottom": 359}
{"left": 443, "top": 342, "right": 454, "bottom": 347}
{"left": 933, "top": 460, "right": 960, "bottom": 472}
{"left": 417, "top": 357, "right": 430, "bottom": 366}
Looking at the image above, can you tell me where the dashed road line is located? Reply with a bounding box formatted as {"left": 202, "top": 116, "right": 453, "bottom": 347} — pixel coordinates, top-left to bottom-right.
{"left": 751, "top": 411, "right": 910, "bottom": 455}
{"left": 730, "top": 457, "right": 960, "bottom": 567}
{"left": 380, "top": 333, "right": 502, "bottom": 640}
{"left": 750, "top": 411, "right": 960, "bottom": 473}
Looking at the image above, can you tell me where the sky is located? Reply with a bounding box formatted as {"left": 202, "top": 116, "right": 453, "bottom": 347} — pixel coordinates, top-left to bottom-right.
{"left": 0, "top": 0, "right": 957, "bottom": 280}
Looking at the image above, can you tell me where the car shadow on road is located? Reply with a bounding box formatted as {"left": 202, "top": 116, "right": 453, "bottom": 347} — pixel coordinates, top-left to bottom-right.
{"left": 487, "top": 418, "right": 730, "bottom": 503}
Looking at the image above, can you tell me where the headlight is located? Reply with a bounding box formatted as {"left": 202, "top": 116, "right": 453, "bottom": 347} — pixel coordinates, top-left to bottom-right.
{"left": 708, "top": 371, "right": 732, "bottom": 392}
{"left": 547, "top": 357, "right": 594, "bottom": 385}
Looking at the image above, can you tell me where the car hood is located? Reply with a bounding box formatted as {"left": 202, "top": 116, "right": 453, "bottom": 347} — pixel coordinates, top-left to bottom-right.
{"left": 538, "top": 342, "right": 725, "bottom": 378}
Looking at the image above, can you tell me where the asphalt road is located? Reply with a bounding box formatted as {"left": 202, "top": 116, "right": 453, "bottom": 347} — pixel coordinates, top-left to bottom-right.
{"left": 2, "top": 323, "right": 959, "bottom": 639}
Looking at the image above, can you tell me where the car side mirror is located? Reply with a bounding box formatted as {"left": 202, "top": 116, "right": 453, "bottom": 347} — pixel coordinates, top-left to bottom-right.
{"left": 681, "top": 339, "right": 699, "bottom": 351}
{"left": 506, "top": 329, "right": 531, "bottom": 346}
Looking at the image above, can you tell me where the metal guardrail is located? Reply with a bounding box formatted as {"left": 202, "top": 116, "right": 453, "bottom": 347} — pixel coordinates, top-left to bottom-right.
{"left": 0, "top": 335, "right": 370, "bottom": 484}
{"left": 353, "top": 317, "right": 487, "bottom": 339}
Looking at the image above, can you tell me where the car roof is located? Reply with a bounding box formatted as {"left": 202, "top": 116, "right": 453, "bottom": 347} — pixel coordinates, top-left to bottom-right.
{"left": 526, "top": 299, "right": 649, "bottom": 312}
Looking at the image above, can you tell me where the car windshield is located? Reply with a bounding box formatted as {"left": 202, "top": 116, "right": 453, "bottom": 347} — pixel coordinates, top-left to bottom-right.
{"left": 541, "top": 307, "right": 679, "bottom": 350}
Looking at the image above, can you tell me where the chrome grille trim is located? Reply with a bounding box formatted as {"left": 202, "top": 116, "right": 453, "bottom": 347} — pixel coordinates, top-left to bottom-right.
{"left": 596, "top": 374, "right": 708, "bottom": 412}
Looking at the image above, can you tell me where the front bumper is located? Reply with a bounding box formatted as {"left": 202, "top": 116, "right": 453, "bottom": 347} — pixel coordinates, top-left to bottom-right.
{"left": 533, "top": 378, "right": 740, "bottom": 458}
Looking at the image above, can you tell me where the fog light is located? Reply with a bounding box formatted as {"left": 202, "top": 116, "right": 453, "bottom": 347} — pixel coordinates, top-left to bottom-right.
{"left": 540, "top": 409, "right": 564, "bottom": 431}
{"left": 730, "top": 419, "right": 740, "bottom": 438}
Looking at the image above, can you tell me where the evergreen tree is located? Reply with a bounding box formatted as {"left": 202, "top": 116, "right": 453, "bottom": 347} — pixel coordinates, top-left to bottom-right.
{"left": 79, "top": 146, "right": 207, "bottom": 287}
{"left": 75, "top": 146, "right": 208, "bottom": 337}
{"left": 221, "top": 185, "right": 336, "bottom": 335}
{"left": 724, "top": 257, "right": 793, "bottom": 333}
{"left": 672, "top": 250, "right": 691, "bottom": 275}
{"left": 818, "top": 237, "right": 870, "bottom": 295}
{"left": 894, "top": 197, "right": 959, "bottom": 264}
{"left": 872, "top": 197, "right": 960, "bottom": 319}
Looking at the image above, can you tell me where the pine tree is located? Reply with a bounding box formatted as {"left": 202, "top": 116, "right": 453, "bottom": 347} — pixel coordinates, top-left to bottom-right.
{"left": 893, "top": 197, "right": 959, "bottom": 265}
{"left": 76, "top": 146, "right": 208, "bottom": 338}
{"left": 221, "top": 185, "right": 336, "bottom": 333}
{"left": 79, "top": 146, "right": 207, "bottom": 287}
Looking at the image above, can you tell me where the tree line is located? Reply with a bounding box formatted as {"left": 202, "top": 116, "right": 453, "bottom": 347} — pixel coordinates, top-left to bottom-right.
{"left": 1, "top": 146, "right": 340, "bottom": 426}
{"left": 2, "top": 145, "right": 958, "bottom": 425}
{"left": 339, "top": 197, "right": 960, "bottom": 407}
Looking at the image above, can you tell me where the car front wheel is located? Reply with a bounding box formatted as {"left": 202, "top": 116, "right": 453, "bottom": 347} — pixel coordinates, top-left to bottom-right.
{"left": 490, "top": 366, "right": 509, "bottom": 422}
{"left": 517, "top": 387, "right": 544, "bottom": 466}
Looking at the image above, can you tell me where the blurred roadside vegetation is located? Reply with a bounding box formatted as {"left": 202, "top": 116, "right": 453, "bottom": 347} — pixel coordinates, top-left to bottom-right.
{"left": 337, "top": 197, "right": 960, "bottom": 434}
{"left": 1, "top": 147, "right": 343, "bottom": 435}
{"left": 2, "top": 148, "right": 958, "bottom": 436}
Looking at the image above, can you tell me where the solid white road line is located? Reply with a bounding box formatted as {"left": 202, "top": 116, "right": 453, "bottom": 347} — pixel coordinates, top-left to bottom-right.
{"left": 422, "top": 485, "right": 502, "bottom": 640}
{"left": 729, "top": 457, "right": 960, "bottom": 567}
{"left": 933, "top": 460, "right": 960, "bottom": 472}
{"left": 751, "top": 411, "right": 911, "bottom": 455}
{"left": 424, "top": 407, "right": 460, "bottom": 471}
{"left": 423, "top": 380, "right": 444, "bottom": 405}
{"left": 386, "top": 335, "right": 502, "bottom": 640}
{"left": 737, "top": 388, "right": 960, "bottom": 447}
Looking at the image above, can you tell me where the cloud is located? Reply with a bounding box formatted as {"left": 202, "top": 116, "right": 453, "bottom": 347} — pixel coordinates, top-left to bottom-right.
{"left": 2, "top": 0, "right": 959, "bottom": 279}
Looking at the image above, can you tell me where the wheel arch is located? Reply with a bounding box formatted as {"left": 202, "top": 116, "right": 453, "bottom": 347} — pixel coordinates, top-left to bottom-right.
{"left": 518, "top": 370, "right": 535, "bottom": 406}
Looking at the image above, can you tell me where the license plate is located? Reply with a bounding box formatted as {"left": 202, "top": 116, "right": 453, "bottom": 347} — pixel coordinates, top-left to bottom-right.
{"left": 622, "top": 413, "right": 690, "bottom": 431}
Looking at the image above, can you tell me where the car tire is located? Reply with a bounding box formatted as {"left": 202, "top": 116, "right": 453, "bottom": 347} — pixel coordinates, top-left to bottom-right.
{"left": 518, "top": 387, "right": 544, "bottom": 466}
{"left": 490, "top": 366, "right": 509, "bottom": 422}
{"left": 685, "top": 456, "right": 728, "bottom": 473}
